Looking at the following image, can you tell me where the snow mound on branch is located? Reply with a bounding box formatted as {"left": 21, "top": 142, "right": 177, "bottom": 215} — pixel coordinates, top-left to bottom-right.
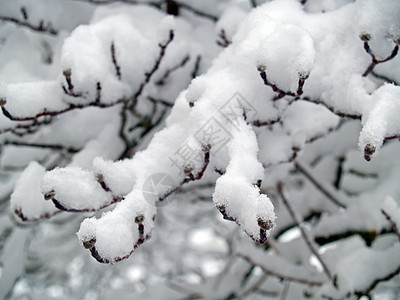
{"left": 10, "top": 161, "right": 59, "bottom": 221}
{"left": 41, "top": 166, "right": 113, "bottom": 211}
{"left": 359, "top": 84, "right": 400, "bottom": 158}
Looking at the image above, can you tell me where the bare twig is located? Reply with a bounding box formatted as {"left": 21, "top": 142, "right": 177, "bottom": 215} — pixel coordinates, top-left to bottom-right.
{"left": 13, "top": 208, "right": 62, "bottom": 222}
{"left": 118, "top": 102, "right": 131, "bottom": 157}
{"left": 156, "top": 54, "right": 190, "bottom": 85}
{"left": 168, "top": 281, "right": 202, "bottom": 299}
{"left": 0, "top": 91, "right": 125, "bottom": 122}
{"left": 217, "top": 29, "right": 231, "bottom": 48}
{"left": 372, "top": 71, "right": 400, "bottom": 86}
{"left": 191, "top": 55, "right": 202, "bottom": 79}
{"left": 111, "top": 42, "right": 122, "bottom": 80}
{"left": 130, "top": 30, "right": 175, "bottom": 108}
{"left": 0, "top": 15, "right": 57, "bottom": 35}
{"left": 147, "top": 96, "right": 174, "bottom": 107}
{"left": 258, "top": 67, "right": 308, "bottom": 100}
{"left": 296, "top": 97, "right": 361, "bottom": 120}
{"left": 257, "top": 66, "right": 361, "bottom": 120}
{"left": 0, "top": 118, "right": 53, "bottom": 136}
{"left": 3, "top": 140, "right": 80, "bottom": 153}
{"left": 295, "top": 162, "right": 346, "bottom": 208}
{"left": 360, "top": 34, "right": 399, "bottom": 77}
{"left": 177, "top": 1, "right": 218, "bottom": 21}
{"left": 381, "top": 209, "right": 400, "bottom": 243}
{"left": 238, "top": 254, "right": 324, "bottom": 286}
{"left": 213, "top": 256, "right": 237, "bottom": 290}
{"left": 277, "top": 182, "right": 333, "bottom": 281}
{"left": 159, "top": 146, "right": 211, "bottom": 202}
{"left": 241, "top": 274, "right": 269, "bottom": 298}
{"left": 251, "top": 117, "right": 280, "bottom": 127}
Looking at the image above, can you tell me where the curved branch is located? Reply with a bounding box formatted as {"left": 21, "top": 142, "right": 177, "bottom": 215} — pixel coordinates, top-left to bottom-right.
{"left": 360, "top": 34, "right": 399, "bottom": 77}
{"left": 295, "top": 162, "right": 346, "bottom": 208}
{"left": 0, "top": 15, "right": 57, "bottom": 35}
{"left": 277, "top": 182, "right": 333, "bottom": 281}
{"left": 238, "top": 254, "right": 324, "bottom": 286}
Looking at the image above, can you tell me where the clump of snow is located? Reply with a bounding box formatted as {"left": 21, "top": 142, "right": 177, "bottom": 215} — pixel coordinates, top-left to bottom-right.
{"left": 41, "top": 166, "right": 113, "bottom": 211}
{"left": 77, "top": 190, "right": 156, "bottom": 263}
{"left": 359, "top": 84, "right": 400, "bottom": 158}
{"left": 10, "top": 161, "right": 59, "bottom": 220}
{"left": 0, "top": 81, "right": 64, "bottom": 118}
{"left": 92, "top": 157, "right": 137, "bottom": 197}
{"left": 257, "top": 24, "right": 315, "bottom": 91}
{"left": 355, "top": 0, "right": 400, "bottom": 58}
{"left": 216, "top": 6, "right": 247, "bottom": 42}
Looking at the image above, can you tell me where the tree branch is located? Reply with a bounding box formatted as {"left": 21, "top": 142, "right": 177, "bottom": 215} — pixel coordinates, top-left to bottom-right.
{"left": 277, "top": 182, "right": 333, "bottom": 281}
{"left": 0, "top": 14, "right": 57, "bottom": 35}
{"left": 360, "top": 34, "right": 399, "bottom": 77}
{"left": 130, "top": 30, "right": 175, "bottom": 109}
{"left": 238, "top": 254, "right": 324, "bottom": 286}
{"left": 381, "top": 209, "right": 400, "bottom": 243}
{"left": 295, "top": 162, "right": 346, "bottom": 208}
{"left": 155, "top": 54, "right": 190, "bottom": 85}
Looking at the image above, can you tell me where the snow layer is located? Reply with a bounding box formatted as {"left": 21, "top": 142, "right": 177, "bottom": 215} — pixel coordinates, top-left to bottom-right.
{"left": 10, "top": 161, "right": 59, "bottom": 220}
{"left": 7, "top": 0, "right": 400, "bottom": 271}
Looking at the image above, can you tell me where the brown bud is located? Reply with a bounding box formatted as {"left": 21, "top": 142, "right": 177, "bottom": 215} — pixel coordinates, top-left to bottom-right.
{"left": 184, "top": 165, "right": 193, "bottom": 174}
{"left": 299, "top": 72, "right": 309, "bottom": 80}
{"left": 216, "top": 204, "right": 226, "bottom": 213}
{"left": 63, "top": 69, "right": 71, "bottom": 77}
{"left": 258, "top": 218, "right": 274, "bottom": 231}
{"left": 202, "top": 144, "right": 211, "bottom": 152}
{"left": 135, "top": 215, "right": 144, "bottom": 224}
{"left": 364, "top": 144, "right": 375, "bottom": 161}
{"left": 96, "top": 173, "right": 104, "bottom": 183}
{"left": 360, "top": 33, "right": 371, "bottom": 42}
{"left": 257, "top": 64, "right": 266, "bottom": 72}
{"left": 44, "top": 190, "right": 55, "bottom": 201}
{"left": 83, "top": 238, "right": 96, "bottom": 249}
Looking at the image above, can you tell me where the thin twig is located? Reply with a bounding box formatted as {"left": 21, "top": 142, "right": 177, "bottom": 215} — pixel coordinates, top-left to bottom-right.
{"left": 258, "top": 68, "right": 308, "bottom": 100}
{"left": 372, "top": 71, "right": 400, "bottom": 86}
{"left": 155, "top": 55, "right": 190, "bottom": 85}
{"left": 238, "top": 254, "right": 324, "bottom": 286}
{"left": 217, "top": 29, "right": 231, "bottom": 48}
{"left": 241, "top": 274, "right": 269, "bottom": 298}
{"left": 0, "top": 16, "right": 57, "bottom": 35}
{"left": 297, "top": 97, "right": 361, "bottom": 120}
{"left": 13, "top": 208, "right": 62, "bottom": 222}
{"left": 130, "top": 30, "right": 175, "bottom": 108}
{"left": 295, "top": 162, "right": 346, "bottom": 208}
{"left": 381, "top": 209, "right": 400, "bottom": 243}
{"left": 147, "top": 96, "right": 173, "bottom": 107}
{"left": 111, "top": 42, "right": 121, "bottom": 80}
{"left": 360, "top": 34, "right": 399, "bottom": 77}
{"left": 3, "top": 140, "right": 80, "bottom": 153}
{"left": 177, "top": 1, "right": 218, "bottom": 21}
{"left": 118, "top": 102, "right": 131, "bottom": 157}
{"left": 251, "top": 117, "right": 280, "bottom": 127}
{"left": 277, "top": 182, "right": 333, "bottom": 281}
{"left": 214, "top": 256, "right": 237, "bottom": 290}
